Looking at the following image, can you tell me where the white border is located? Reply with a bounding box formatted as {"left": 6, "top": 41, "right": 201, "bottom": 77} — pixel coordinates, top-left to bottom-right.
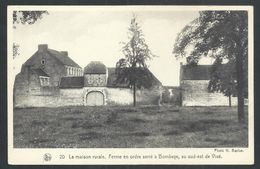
{"left": 7, "top": 5, "right": 254, "bottom": 165}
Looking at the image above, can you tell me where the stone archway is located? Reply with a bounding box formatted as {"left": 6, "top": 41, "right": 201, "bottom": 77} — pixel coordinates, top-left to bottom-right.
{"left": 84, "top": 90, "right": 106, "bottom": 106}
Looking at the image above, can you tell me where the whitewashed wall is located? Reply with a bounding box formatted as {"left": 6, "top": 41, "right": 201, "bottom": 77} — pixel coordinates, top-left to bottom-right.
{"left": 181, "top": 80, "right": 238, "bottom": 106}
{"left": 106, "top": 88, "right": 133, "bottom": 105}
{"left": 14, "top": 86, "right": 160, "bottom": 107}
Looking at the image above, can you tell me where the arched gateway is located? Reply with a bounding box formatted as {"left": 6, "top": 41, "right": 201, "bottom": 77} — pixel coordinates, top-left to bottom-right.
{"left": 85, "top": 91, "right": 104, "bottom": 106}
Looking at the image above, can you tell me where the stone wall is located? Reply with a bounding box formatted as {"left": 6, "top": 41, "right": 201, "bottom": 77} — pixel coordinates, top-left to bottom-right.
{"left": 14, "top": 86, "right": 161, "bottom": 107}
{"left": 14, "top": 73, "right": 29, "bottom": 96}
{"left": 181, "top": 80, "right": 238, "bottom": 106}
{"left": 105, "top": 87, "right": 161, "bottom": 105}
{"left": 83, "top": 87, "right": 160, "bottom": 106}
{"left": 15, "top": 88, "right": 83, "bottom": 107}
{"left": 14, "top": 71, "right": 42, "bottom": 96}
{"left": 105, "top": 88, "right": 133, "bottom": 105}
{"left": 136, "top": 87, "right": 161, "bottom": 105}
{"left": 60, "top": 88, "right": 84, "bottom": 106}
{"left": 15, "top": 95, "right": 61, "bottom": 107}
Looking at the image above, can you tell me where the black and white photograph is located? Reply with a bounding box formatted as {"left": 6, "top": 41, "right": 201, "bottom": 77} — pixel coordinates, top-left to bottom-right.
{"left": 7, "top": 6, "right": 254, "bottom": 165}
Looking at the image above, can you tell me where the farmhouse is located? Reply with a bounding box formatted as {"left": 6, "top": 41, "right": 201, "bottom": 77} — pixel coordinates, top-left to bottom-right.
{"left": 14, "top": 44, "right": 162, "bottom": 107}
{"left": 14, "top": 44, "right": 243, "bottom": 108}
{"left": 179, "top": 63, "right": 238, "bottom": 106}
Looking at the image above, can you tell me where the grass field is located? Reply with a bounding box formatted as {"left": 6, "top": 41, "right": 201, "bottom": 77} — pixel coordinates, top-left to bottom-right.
{"left": 13, "top": 106, "right": 248, "bottom": 148}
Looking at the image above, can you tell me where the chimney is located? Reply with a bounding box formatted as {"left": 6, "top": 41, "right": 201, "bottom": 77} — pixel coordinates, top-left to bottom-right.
{"left": 38, "top": 44, "right": 48, "bottom": 52}
{"left": 60, "top": 51, "right": 68, "bottom": 56}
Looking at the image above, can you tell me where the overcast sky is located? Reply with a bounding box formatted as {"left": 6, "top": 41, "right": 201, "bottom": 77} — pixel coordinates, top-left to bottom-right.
{"left": 12, "top": 8, "right": 213, "bottom": 86}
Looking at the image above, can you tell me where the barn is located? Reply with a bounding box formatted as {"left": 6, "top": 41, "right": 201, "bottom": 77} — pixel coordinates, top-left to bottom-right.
{"left": 13, "top": 44, "right": 162, "bottom": 107}
{"left": 179, "top": 63, "right": 238, "bottom": 106}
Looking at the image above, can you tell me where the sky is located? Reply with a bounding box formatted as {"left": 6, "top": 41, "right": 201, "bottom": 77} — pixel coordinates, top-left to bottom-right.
{"left": 12, "top": 7, "right": 213, "bottom": 86}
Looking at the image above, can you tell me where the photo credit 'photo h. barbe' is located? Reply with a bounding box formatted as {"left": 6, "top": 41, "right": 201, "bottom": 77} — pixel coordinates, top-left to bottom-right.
{"left": 7, "top": 5, "right": 254, "bottom": 165}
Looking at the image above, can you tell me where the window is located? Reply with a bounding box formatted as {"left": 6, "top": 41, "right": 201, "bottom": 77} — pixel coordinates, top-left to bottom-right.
{"left": 40, "top": 77, "right": 49, "bottom": 86}
{"left": 41, "top": 59, "right": 46, "bottom": 65}
{"left": 67, "top": 67, "right": 69, "bottom": 76}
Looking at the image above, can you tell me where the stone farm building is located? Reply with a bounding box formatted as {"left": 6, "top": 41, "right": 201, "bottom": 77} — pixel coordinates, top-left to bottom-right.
{"left": 14, "top": 44, "right": 162, "bottom": 107}
{"left": 14, "top": 44, "right": 243, "bottom": 108}
{"left": 179, "top": 63, "right": 239, "bottom": 106}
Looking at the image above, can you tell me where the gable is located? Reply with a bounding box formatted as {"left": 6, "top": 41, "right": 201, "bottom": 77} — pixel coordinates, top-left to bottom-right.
{"left": 23, "top": 51, "right": 65, "bottom": 69}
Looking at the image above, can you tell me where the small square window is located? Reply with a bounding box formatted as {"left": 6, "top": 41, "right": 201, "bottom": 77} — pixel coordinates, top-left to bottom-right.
{"left": 40, "top": 77, "right": 49, "bottom": 86}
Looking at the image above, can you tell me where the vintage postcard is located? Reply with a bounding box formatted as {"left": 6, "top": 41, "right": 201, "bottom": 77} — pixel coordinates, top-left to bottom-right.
{"left": 7, "top": 5, "right": 254, "bottom": 165}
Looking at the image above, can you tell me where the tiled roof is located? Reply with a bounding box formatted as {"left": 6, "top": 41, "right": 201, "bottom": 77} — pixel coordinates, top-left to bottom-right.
{"left": 180, "top": 65, "right": 212, "bottom": 80}
{"left": 84, "top": 61, "right": 106, "bottom": 74}
{"left": 59, "top": 76, "right": 84, "bottom": 88}
{"left": 148, "top": 69, "right": 162, "bottom": 86}
{"left": 106, "top": 67, "right": 162, "bottom": 88}
{"left": 31, "top": 68, "right": 50, "bottom": 77}
{"left": 106, "top": 68, "right": 129, "bottom": 87}
{"left": 47, "top": 49, "right": 81, "bottom": 68}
